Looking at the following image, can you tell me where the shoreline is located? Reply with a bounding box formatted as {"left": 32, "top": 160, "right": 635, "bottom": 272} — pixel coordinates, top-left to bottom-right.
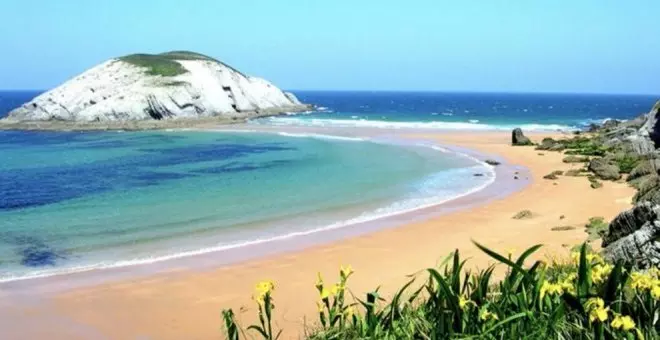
{"left": 0, "top": 128, "right": 636, "bottom": 339}
{"left": 0, "top": 105, "right": 312, "bottom": 131}
{"left": 0, "top": 129, "right": 512, "bottom": 291}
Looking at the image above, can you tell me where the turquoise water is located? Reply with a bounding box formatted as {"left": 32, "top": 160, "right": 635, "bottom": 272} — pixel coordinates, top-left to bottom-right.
{"left": 0, "top": 130, "right": 490, "bottom": 281}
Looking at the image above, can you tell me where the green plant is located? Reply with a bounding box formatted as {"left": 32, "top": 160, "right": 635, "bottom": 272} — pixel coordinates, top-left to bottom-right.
{"left": 223, "top": 243, "right": 658, "bottom": 339}
{"left": 613, "top": 154, "right": 641, "bottom": 174}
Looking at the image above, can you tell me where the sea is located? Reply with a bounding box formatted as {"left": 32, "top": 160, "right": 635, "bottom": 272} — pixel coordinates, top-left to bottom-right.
{"left": 0, "top": 90, "right": 657, "bottom": 282}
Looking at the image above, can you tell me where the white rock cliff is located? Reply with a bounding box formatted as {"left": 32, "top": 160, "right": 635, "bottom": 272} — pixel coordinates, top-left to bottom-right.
{"left": 5, "top": 51, "right": 306, "bottom": 122}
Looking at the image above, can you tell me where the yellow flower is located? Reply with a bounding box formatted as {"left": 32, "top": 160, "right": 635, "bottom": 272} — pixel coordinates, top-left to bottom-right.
{"left": 652, "top": 284, "right": 660, "bottom": 300}
{"left": 630, "top": 272, "right": 653, "bottom": 291}
{"left": 320, "top": 287, "right": 330, "bottom": 300}
{"left": 340, "top": 265, "right": 354, "bottom": 278}
{"left": 592, "top": 264, "right": 613, "bottom": 284}
{"left": 540, "top": 281, "right": 563, "bottom": 300}
{"left": 586, "top": 253, "right": 604, "bottom": 264}
{"left": 254, "top": 280, "right": 274, "bottom": 297}
{"left": 586, "top": 298, "right": 609, "bottom": 323}
{"left": 458, "top": 295, "right": 472, "bottom": 310}
{"left": 480, "top": 309, "right": 499, "bottom": 321}
{"left": 611, "top": 314, "right": 636, "bottom": 331}
{"left": 316, "top": 301, "right": 325, "bottom": 313}
{"left": 507, "top": 248, "right": 516, "bottom": 257}
{"left": 330, "top": 283, "right": 342, "bottom": 296}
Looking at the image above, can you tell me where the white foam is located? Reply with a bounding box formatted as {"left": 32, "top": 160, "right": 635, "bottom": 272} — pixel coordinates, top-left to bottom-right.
{"left": 0, "top": 138, "right": 496, "bottom": 283}
{"left": 276, "top": 132, "right": 365, "bottom": 142}
{"left": 255, "top": 117, "right": 575, "bottom": 131}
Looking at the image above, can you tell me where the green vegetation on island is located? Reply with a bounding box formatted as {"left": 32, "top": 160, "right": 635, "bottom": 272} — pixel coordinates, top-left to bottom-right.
{"left": 118, "top": 50, "right": 247, "bottom": 77}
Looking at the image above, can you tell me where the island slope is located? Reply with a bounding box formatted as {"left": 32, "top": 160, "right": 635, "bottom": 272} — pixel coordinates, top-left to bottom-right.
{"left": 2, "top": 51, "right": 308, "bottom": 129}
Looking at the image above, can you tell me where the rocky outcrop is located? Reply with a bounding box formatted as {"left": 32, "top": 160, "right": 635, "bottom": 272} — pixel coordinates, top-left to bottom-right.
{"left": 639, "top": 101, "right": 660, "bottom": 148}
{"left": 512, "top": 128, "right": 533, "bottom": 146}
{"left": 3, "top": 51, "right": 308, "bottom": 124}
{"left": 602, "top": 203, "right": 660, "bottom": 268}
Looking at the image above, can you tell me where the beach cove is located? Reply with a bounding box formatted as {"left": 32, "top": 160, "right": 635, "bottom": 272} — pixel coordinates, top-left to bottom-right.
{"left": 0, "top": 127, "right": 636, "bottom": 339}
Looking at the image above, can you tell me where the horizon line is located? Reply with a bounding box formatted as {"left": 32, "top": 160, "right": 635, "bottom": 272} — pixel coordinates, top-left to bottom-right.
{"left": 0, "top": 88, "right": 658, "bottom": 97}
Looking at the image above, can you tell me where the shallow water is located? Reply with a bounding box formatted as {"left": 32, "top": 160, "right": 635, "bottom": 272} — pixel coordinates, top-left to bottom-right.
{"left": 0, "top": 129, "right": 490, "bottom": 281}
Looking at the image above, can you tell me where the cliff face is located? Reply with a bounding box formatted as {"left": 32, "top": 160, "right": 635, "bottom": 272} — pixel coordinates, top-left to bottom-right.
{"left": 6, "top": 51, "right": 306, "bottom": 122}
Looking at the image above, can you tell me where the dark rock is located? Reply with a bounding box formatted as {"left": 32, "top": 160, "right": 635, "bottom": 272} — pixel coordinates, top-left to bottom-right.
{"left": 602, "top": 203, "right": 660, "bottom": 268}
{"left": 544, "top": 173, "right": 559, "bottom": 180}
{"left": 473, "top": 173, "right": 484, "bottom": 177}
{"left": 587, "top": 123, "right": 601, "bottom": 133}
{"left": 603, "top": 202, "right": 657, "bottom": 246}
{"left": 591, "top": 181, "right": 603, "bottom": 189}
{"left": 588, "top": 158, "right": 621, "bottom": 181}
{"left": 512, "top": 128, "right": 533, "bottom": 146}
{"left": 485, "top": 159, "right": 501, "bottom": 166}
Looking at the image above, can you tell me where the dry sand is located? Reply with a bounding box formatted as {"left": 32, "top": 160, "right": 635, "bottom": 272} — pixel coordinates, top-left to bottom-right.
{"left": 1, "top": 131, "right": 636, "bottom": 339}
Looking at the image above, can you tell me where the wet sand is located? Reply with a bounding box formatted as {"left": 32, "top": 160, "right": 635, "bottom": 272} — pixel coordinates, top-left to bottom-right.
{"left": 0, "top": 130, "right": 635, "bottom": 339}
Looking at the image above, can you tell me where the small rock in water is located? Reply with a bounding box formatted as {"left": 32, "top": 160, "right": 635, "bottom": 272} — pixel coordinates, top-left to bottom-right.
{"left": 485, "top": 159, "right": 501, "bottom": 166}
{"left": 473, "top": 173, "right": 484, "bottom": 177}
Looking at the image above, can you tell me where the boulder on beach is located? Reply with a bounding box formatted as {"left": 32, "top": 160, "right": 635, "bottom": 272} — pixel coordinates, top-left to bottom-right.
{"left": 511, "top": 128, "right": 533, "bottom": 146}
{"left": 588, "top": 157, "right": 621, "bottom": 181}
{"left": 3, "top": 51, "right": 308, "bottom": 124}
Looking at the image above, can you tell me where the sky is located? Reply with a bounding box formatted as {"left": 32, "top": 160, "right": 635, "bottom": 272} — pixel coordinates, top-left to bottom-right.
{"left": 1, "top": 1, "right": 659, "bottom": 94}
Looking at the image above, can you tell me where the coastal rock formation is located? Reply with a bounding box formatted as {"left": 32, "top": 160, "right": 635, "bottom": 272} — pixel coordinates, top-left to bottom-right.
{"left": 3, "top": 51, "right": 308, "bottom": 123}
{"left": 587, "top": 158, "right": 621, "bottom": 180}
{"left": 511, "top": 128, "right": 533, "bottom": 146}
{"left": 639, "top": 101, "right": 660, "bottom": 149}
{"left": 602, "top": 203, "right": 660, "bottom": 268}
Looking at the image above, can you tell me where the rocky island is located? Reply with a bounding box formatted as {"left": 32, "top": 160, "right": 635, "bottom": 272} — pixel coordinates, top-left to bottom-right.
{"left": 0, "top": 51, "right": 310, "bottom": 130}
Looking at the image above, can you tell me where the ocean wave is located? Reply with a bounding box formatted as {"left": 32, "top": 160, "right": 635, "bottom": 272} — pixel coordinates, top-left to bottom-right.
{"left": 0, "top": 141, "right": 495, "bottom": 283}
{"left": 276, "top": 132, "right": 365, "bottom": 142}
{"left": 256, "top": 117, "right": 576, "bottom": 131}
{"left": 577, "top": 117, "right": 628, "bottom": 127}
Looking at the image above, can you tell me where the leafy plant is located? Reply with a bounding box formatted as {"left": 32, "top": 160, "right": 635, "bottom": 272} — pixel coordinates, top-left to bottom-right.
{"left": 223, "top": 243, "right": 659, "bottom": 339}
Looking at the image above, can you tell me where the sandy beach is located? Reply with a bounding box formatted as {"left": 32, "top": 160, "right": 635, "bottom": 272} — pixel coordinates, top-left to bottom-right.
{"left": 0, "top": 130, "right": 636, "bottom": 339}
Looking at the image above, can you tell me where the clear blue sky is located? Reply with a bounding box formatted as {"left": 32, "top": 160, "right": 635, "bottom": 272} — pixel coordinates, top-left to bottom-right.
{"left": 2, "top": 1, "right": 659, "bottom": 94}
